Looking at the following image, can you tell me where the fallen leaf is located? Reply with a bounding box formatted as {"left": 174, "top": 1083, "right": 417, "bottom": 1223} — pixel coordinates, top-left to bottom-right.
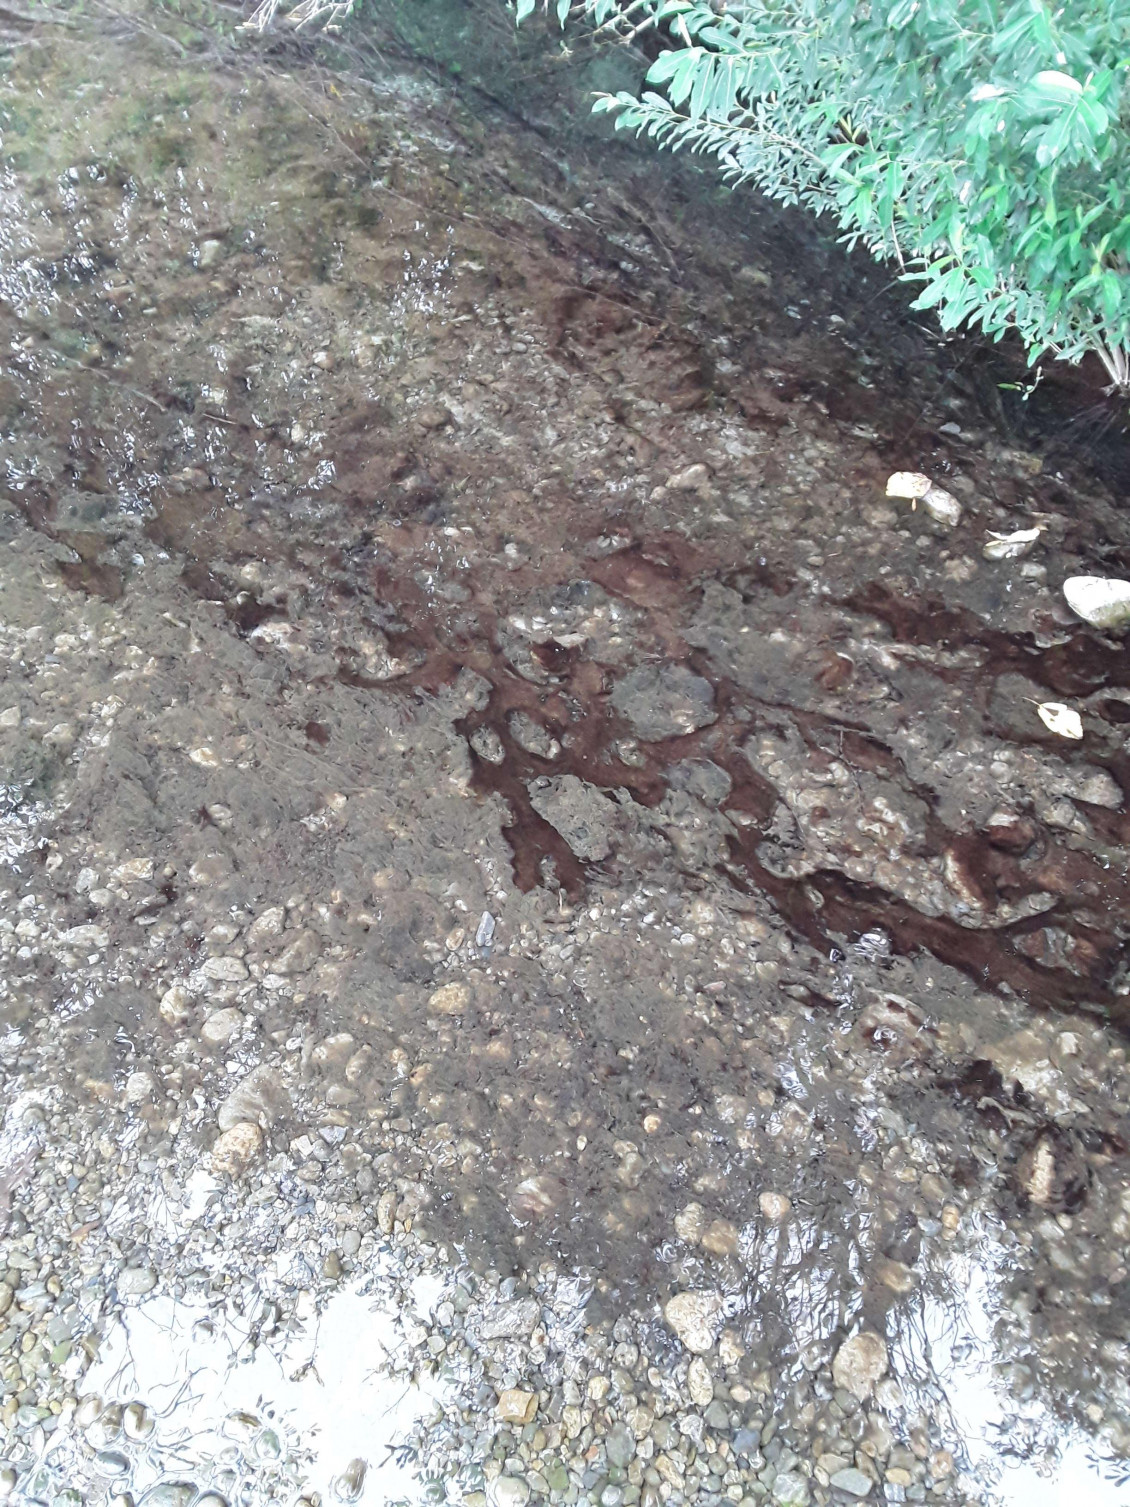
{"left": 983, "top": 526, "right": 1043, "bottom": 561}
{"left": 1036, "top": 703, "right": 1083, "bottom": 740}
{"left": 885, "top": 471, "right": 932, "bottom": 500}
{"left": 1063, "top": 576, "right": 1130, "bottom": 632}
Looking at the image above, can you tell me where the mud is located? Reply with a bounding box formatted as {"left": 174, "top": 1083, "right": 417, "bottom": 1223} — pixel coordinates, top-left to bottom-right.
{"left": 2, "top": 4, "right": 1130, "bottom": 1505}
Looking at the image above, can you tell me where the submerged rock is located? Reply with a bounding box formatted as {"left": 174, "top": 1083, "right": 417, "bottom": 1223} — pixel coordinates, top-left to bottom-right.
{"left": 663, "top": 1290, "right": 723, "bottom": 1353}
{"left": 211, "top": 1121, "right": 264, "bottom": 1174}
{"left": 832, "top": 1331, "right": 888, "bottom": 1399}
{"left": 611, "top": 663, "right": 717, "bottom": 742}
{"left": 117, "top": 1268, "right": 157, "bottom": 1298}
{"left": 217, "top": 1066, "right": 289, "bottom": 1132}
{"left": 527, "top": 774, "right": 615, "bottom": 861}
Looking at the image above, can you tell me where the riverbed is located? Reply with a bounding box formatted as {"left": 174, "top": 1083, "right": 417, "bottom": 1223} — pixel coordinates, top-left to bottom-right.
{"left": 2, "top": 5, "right": 1130, "bottom": 1506}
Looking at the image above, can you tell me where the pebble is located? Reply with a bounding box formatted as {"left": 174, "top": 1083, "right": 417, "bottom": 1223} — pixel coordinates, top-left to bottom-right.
{"left": 687, "top": 1356, "right": 714, "bottom": 1406}
{"left": 663, "top": 1291, "right": 723, "bottom": 1353}
{"left": 919, "top": 484, "right": 962, "bottom": 526}
{"left": 829, "top": 1467, "right": 873, "bottom": 1496}
{"left": 704, "top": 1401, "right": 730, "bottom": 1431}
{"left": 125, "top": 1070, "right": 157, "bottom": 1104}
{"left": 666, "top": 462, "right": 710, "bottom": 492}
{"left": 1063, "top": 575, "right": 1130, "bottom": 632}
{"left": 758, "top": 1192, "right": 791, "bottom": 1221}
{"left": 508, "top": 710, "right": 560, "bottom": 760}
{"left": 771, "top": 1470, "right": 810, "bottom": 1506}
{"left": 497, "top": 1388, "right": 537, "bottom": 1424}
{"left": 117, "top": 1268, "right": 157, "bottom": 1298}
{"left": 701, "top": 1218, "right": 738, "bottom": 1257}
{"left": 489, "top": 1478, "right": 530, "bottom": 1507}
{"left": 832, "top": 1332, "right": 889, "bottom": 1399}
{"left": 247, "top": 906, "right": 285, "bottom": 943}
{"left": 376, "top": 1189, "right": 398, "bottom": 1235}
{"left": 137, "top": 1482, "right": 195, "bottom": 1506}
{"left": 123, "top": 1402, "right": 153, "bottom": 1440}
{"left": 606, "top": 1422, "right": 635, "bottom": 1468}
{"left": 510, "top": 1174, "right": 565, "bottom": 1219}
{"left": 333, "top": 1458, "right": 367, "bottom": 1503}
{"left": 470, "top": 726, "right": 506, "bottom": 764}
{"left": 217, "top": 1066, "right": 288, "bottom": 1131}
{"left": 272, "top": 928, "right": 322, "bottom": 973}
{"left": 60, "top": 923, "right": 109, "bottom": 949}
{"left": 674, "top": 1203, "right": 705, "bottom": 1243}
{"left": 481, "top": 1297, "right": 540, "bottom": 1340}
{"left": 159, "top": 985, "right": 193, "bottom": 1025}
{"left": 211, "top": 1121, "right": 264, "bottom": 1174}
{"left": 429, "top": 982, "right": 470, "bottom": 1016}
{"left": 201, "top": 1007, "right": 243, "bottom": 1046}
{"left": 610, "top": 663, "right": 717, "bottom": 742}
{"left": 199, "top": 956, "right": 249, "bottom": 984}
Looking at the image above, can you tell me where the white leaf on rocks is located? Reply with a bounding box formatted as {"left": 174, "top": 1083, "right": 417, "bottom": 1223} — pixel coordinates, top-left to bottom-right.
{"left": 885, "top": 472, "right": 931, "bottom": 499}
{"left": 1063, "top": 575, "right": 1130, "bottom": 632}
{"left": 983, "top": 526, "right": 1043, "bottom": 560}
{"left": 1036, "top": 703, "right": 1084, "bottom": 740}
{"left": 885, "top": 472, "right": 962, "bottom": 525}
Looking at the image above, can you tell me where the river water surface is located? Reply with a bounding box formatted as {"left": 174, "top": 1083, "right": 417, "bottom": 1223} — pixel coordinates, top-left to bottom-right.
{"left": 2, "top": 5, "right": 1130, "bottom": 1506}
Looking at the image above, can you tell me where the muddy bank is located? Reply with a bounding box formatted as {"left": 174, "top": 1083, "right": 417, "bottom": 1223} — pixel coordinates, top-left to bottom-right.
{"left": 1, "top": 6, "right": 1130, "bottom": 1506}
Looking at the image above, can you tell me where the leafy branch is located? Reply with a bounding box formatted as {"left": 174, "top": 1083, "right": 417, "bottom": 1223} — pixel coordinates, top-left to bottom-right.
{"left": 511, "top": 0, "right": 1130, "bottom": 390}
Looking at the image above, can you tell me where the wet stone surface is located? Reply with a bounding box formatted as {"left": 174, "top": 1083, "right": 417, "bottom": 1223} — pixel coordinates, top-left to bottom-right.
{"left": 1, "top": 5, "right": 1130, "bottom": 1507}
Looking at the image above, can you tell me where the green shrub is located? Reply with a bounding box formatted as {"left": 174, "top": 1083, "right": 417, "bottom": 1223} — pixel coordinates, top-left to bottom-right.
{"left": 513, "top": 0, "right": 1130, "bottom": 391}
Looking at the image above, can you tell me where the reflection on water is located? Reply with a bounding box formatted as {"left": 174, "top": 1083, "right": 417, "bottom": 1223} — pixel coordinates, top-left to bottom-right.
{"left": 25, "top": 1269, "right": 450, "bottom": 1505}
{"left": 906, "top": 1235, "right": 1130, "bottom": 1507}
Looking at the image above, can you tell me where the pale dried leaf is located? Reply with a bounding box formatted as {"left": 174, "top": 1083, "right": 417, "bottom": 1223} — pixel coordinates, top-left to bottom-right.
{"left": 982, "top": 526, "right": 1043, "bottom": 561}
{"left": 885, "top": 471, "right": 932, "bottom": 500}
{"left": 1063, "top": 576, "right": 1130, "bottom": 632}
{"left": 1036, "top": 703, "right": 1083, "bottom": 740}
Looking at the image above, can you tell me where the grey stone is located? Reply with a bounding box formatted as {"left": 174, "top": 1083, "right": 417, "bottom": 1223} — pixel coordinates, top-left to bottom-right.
{"left": 733, "top": 1428, "right": 762, "bottom": 1458}
{"left": 527, "top": 775, "right": 615, "bottom": 862}
{"left": 666, "top": 758, "right": 732, "bottom": 806}
{"left": 490, "top": 1479, "right": 531, "bottom": 1507}
{"left": 480, "top": 1297, "right": 540, "bottom": 1340}
{"left": 606, "top": 1423, "right": 635, "bottom": 1469}
{"left": 771, "top": 1472, "right": 809, "bottom": 1507}
{"left": 830, "top": 1469, "right": 872, "bottom": 1497}
{"left": 218, "top": 1065, "right": 289, "bottom": 1132}
{"left": 704, "top": 1401, "right": 731, "bottom": 1431}
{"left": 117, "top": 1267, "right": 157, "bottom": 1298}
{"left": 611, "top": 664, "right": 717, "bottom": 742}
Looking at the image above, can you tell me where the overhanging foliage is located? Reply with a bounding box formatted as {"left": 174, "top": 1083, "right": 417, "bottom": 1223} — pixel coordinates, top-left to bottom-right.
{"left": 514, "top": 0, "right": 1130, "bottom": 391}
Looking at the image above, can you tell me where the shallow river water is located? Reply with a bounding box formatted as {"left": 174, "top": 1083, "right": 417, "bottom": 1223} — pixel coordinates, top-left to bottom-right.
{"left": 2, "top": 5, "right": 1130, "bottom": 1507}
